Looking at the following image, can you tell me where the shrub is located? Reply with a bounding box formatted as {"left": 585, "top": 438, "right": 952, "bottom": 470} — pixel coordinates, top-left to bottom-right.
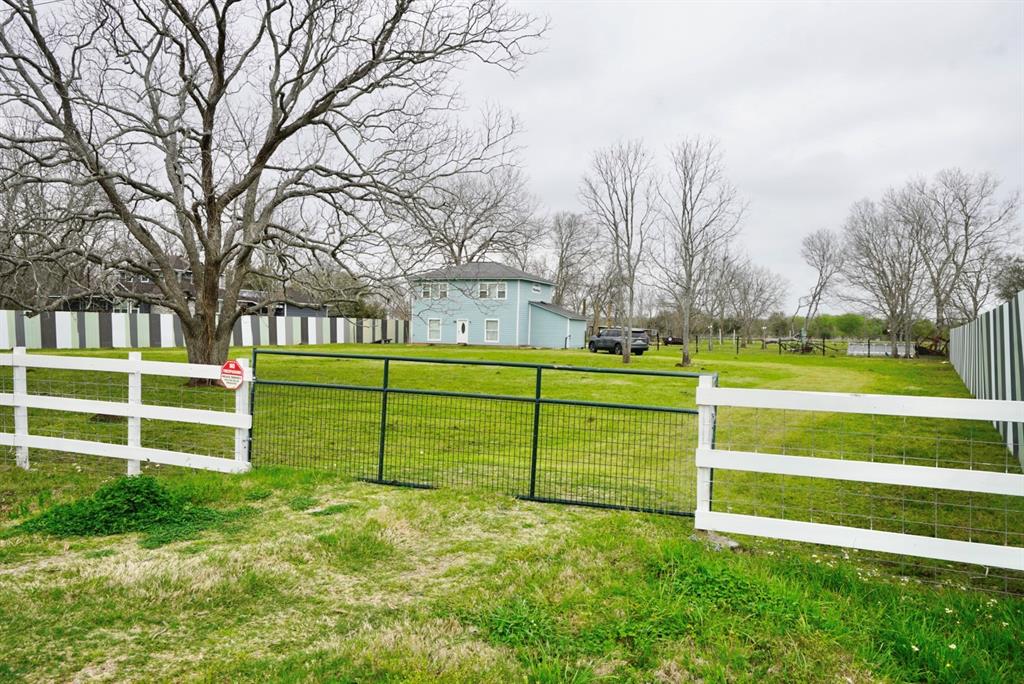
{"left": 13, "top": 476, "right": 230, "bottom": 548}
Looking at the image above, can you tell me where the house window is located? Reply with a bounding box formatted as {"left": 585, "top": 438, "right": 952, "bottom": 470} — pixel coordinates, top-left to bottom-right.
{"left": 422, "top": 283, "right": 447, "bottom": 299}
{"left": 478, "top": 282, "right": 506, "bottom": 300}
{"left": 427, "top": 318, "right": 442, "bottom": 341}
{"left": 531, "top": 284, "right": 541, "bottom": 294}
{"left": 484, "top": 319, "right": 499, "bottom": 343}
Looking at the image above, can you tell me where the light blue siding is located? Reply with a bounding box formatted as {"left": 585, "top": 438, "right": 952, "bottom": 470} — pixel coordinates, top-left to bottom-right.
{"left": 412, "top": 280, "right": 519, "bottom": 345}
{"left": 411, "top": 278, "right": 574, "bottom": 347}
{"left": 528, "top": 305, "right": 587, "bottom": 349}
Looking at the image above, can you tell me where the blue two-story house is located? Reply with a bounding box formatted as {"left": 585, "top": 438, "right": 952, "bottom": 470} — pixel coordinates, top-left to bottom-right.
{"left": 410, "top": 262, "right": 587, "bottom": 348}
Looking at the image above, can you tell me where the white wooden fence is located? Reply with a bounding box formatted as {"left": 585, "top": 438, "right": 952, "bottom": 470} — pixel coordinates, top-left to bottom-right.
{"left": 694, "top": 376, "right": 1024, "bottom": 571}
{"left": 1, "top": 348, "right": 252, "bottom": 474}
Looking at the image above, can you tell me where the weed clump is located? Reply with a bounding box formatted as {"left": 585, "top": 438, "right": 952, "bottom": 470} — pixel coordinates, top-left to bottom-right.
{"left": 12, "top": 476, "right": 232, "bottom": 548}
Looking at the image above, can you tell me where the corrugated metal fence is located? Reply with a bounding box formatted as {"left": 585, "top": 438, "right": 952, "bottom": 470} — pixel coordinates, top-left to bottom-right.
{"left": 0, "top": 310, "right": 409, "bottom": 350}
{"left": 949, "top": 291, "right": 1023, "bottom": 464}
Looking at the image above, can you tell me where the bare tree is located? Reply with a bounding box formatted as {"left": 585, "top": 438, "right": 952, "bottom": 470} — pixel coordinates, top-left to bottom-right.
{"left": 546, "top": 212, "right": 599, "bottom": 309}
{"left": 890, "top": 169, "right": 1018, "bottom": 331}
{"left": 730, "top": 259, "right": 787, "bottom": 343}
{"left": 393, "top": 165, "right": 540, "bottom": 268}
{"left": 795, "top": 228, "right": 844, "bottom": 333}
{"left": 651, "top": 137, "right": 744, "bottom": 366}
{"left": 841, "top": 199, "right": 926, "bottom": 357}
{"left": 580, "top": 140, "right": 656, "bottom": 364}
{"left": 0, "top": 0, "right": 541, "bottom": 364}
{"left": 696, "top": 248, "right": 739, "bottom": 347}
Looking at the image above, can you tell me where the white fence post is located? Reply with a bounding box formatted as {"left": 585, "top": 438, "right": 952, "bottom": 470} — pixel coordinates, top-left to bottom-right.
{"left": 234, "top": 358, "right": 250, "bottom": 464}
{"left": 695, "top": 374, "right": 716, "bottom": 522}
{"left": 12, "top": 346, "right": 28, "bottom": 469}
{"left": 127, "top": 351, "right": 142, "bottom": 476}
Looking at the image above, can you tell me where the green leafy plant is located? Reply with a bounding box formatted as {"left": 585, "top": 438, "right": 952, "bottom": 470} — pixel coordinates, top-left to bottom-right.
{"left": 11, "top": 476, "right": 242, "bottom": 548}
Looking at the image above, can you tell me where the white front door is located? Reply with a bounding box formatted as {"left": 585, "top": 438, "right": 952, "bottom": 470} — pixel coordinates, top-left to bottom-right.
{"left": 456, "top": 320, "right": 470, "bottom": 344}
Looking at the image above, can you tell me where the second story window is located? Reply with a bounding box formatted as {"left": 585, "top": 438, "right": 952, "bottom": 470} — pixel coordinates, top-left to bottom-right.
{"left": 421, "top": 283, "right": 447, "bottom": 299}
{"left": 478, "top": 282, "right": 507, "bottom": 300}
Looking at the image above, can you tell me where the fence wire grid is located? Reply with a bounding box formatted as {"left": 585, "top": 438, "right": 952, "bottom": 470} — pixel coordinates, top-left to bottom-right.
{"left": 250, "top": 351, "right": 702, "bottom": 516}
{"left": 0, "top": 364, "right": 236, "bottom": 486}
{"left": 711, "top": 406, "right": 1024, "bottom": 594}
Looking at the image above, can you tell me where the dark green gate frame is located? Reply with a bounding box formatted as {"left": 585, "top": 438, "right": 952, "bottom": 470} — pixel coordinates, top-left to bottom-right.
{"left": 248, "top": 349, "right": 715, "bottom": 516}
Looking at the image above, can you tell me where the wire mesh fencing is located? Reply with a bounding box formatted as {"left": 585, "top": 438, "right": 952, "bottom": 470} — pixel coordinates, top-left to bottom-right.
{"left": 0, "top": 360, "right": 237, "bottom": 482}
{"left": 250, "top": 351, "right": 702, "bottom": 516}
{"left": 709, "top": 406, "right": 1024, "bottom": 594}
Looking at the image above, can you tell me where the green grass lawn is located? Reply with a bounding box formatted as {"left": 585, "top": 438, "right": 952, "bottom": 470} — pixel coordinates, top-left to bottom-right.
{"left": 0, "top": 342, "right": 1022, "bottom": 682}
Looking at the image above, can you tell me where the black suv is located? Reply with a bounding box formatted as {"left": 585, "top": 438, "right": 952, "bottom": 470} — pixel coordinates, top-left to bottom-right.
{"left": 588, "top": 328, "right": 650, "bottom": 356}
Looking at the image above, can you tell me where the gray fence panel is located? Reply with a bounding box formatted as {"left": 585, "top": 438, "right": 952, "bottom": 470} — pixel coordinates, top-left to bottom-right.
{"left": 949, "top": 291, "right": 1024, "bottom": 465}
{"left": 0, "top": 311, "right": 409, "bottom": 351}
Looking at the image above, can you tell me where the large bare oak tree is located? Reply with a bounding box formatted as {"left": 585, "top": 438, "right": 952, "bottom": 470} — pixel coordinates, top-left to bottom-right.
{"left": 0, "top": 0, "right": 541, "bottom": 364}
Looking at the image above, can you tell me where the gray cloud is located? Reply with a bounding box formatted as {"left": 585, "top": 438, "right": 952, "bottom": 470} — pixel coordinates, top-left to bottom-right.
{"left": 459, "top": 0, "right": 1024, "bottom": 311}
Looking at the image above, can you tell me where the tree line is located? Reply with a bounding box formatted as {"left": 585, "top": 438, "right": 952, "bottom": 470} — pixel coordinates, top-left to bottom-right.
{"left": 0, "top": 1, "right": 1019, "bottom": 366}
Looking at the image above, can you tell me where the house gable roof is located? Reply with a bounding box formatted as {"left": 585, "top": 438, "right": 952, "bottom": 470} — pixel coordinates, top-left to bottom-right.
{"left": 529, "top": 300, "right": 587, "bottom": 321}
{"left": 412, "top": 261, "right": 554, "bottom": 286}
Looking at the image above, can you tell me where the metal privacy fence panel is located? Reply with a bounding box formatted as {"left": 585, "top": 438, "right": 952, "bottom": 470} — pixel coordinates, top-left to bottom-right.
{"left": 0, "top": 310, "right": 409, "bottom": 350}
{"left": 249, "top": 350, "right": 705, "bottom": 516}
{"left": 949, "top": 291, "right": 1024, "bottom": 464}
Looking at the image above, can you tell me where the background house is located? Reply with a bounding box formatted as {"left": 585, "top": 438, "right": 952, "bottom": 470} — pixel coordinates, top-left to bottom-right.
{"left": 410, "top": 262, "right": 587, "bottom": 348}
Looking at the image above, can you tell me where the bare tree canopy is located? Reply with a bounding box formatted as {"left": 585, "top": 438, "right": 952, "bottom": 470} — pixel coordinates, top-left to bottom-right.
{"left": 0, "top": 0, "right": 542, "bottom": 363}
{"left": 796, "top": 227, "right": 844, "bottom": 332}
{"left": 390, "top": 164, "right": 539, "bottom": 268}
{"left": 729, "top": 258, "right": 787, "bottom": 343}
{"left": 545, "top": 211, "right": 600, "bottom": 310}
{"left": 579, "top": 140, "right": 655, "bottom": 364}
{"left": 651, "top": 136, "right": 744, "bottom": 365}
{"left": 841, "top": 198, "right": 926, "bottom": 356}
{"left": 887, "top": 169, "right": 1018, "bottom": 328}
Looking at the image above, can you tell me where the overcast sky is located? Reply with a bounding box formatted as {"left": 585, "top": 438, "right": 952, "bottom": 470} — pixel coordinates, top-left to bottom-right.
{"left": 459, "top": 0, "right": 1024, "bottom": 312}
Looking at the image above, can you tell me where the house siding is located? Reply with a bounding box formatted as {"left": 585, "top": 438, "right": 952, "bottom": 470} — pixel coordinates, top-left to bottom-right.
{"left": 528, "top": 305, "right": 587, "bottom": 349}
{"left": 411, "top": 279, "right": 561, "bottom": 347}
{"left": 412, "top": 279, "right": 519, "bottom": 345}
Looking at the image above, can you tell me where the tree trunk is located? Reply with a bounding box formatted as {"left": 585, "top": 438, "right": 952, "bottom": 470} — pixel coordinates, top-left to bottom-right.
{"left": 622, "top": 287, "right": 633, "bottom": 365}
{"left": 182, "top": 295, "right": 233, "bottom": 373}
{"left": 680, "top": 302, "right": 691, "bottom": 366}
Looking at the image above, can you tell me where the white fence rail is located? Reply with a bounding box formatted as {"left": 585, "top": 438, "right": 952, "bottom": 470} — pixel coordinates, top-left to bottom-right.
{"left": 694, "top": 381, "right": 1024, "bottom": 571}
{"left": 1, "top": 348, "right": 252, "bottom": 474}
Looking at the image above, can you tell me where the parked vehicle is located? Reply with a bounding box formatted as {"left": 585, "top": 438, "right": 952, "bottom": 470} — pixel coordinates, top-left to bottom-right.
{"left": 588, "top": 328, "right": 649, "bottom": 356}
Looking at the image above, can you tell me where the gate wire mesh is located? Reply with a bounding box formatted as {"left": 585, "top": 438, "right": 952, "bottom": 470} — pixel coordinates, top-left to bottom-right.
{"left": 249, "top": 351, "right": 701, "bottom": 516}
{"left": 711, "top": 406, "right": 1024, "bottom": 594}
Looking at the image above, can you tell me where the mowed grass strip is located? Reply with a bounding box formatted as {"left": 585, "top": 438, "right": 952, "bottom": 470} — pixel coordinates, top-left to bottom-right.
{"left": 0, "top": 469, "right": 1021, "bottom": 683}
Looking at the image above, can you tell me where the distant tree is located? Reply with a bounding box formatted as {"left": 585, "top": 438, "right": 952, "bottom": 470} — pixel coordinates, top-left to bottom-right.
{"left": 765, "top": 311, "right": 790, "bottom": 337}
{"left": 795, "top": 228, "right": 844, "bottom": 334}
{"left": 651, "top": 137, "right": 745, "bottom": 366}
{"left": 993, "top": 255, "right": 1024, "bottom": 303}
{"left": 730, "top": 259, "right": 787, "bottom": 343}
{"left": 834, "top": 312, "right": 867, "bottom": 338}
{"left": 580, "top": 140, "right": 656, "bottom": 364}
{"left": 841, "top": 199, "right": 926, "bottom": 357}
{"left": 889, "top": 170, "right": 1018, "bottom": 329}
{"left": 547, "top": 212, "right": 600, "bottom": 310}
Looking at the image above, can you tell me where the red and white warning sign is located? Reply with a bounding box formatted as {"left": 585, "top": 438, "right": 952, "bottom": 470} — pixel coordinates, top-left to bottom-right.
{"left": 220, "top": 360, "right": 245, "bottom": 390}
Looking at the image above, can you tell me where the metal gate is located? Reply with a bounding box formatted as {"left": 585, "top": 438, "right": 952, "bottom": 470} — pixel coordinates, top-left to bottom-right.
{"left": 248, "top": 350, "right": 710, "bottom": 516}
